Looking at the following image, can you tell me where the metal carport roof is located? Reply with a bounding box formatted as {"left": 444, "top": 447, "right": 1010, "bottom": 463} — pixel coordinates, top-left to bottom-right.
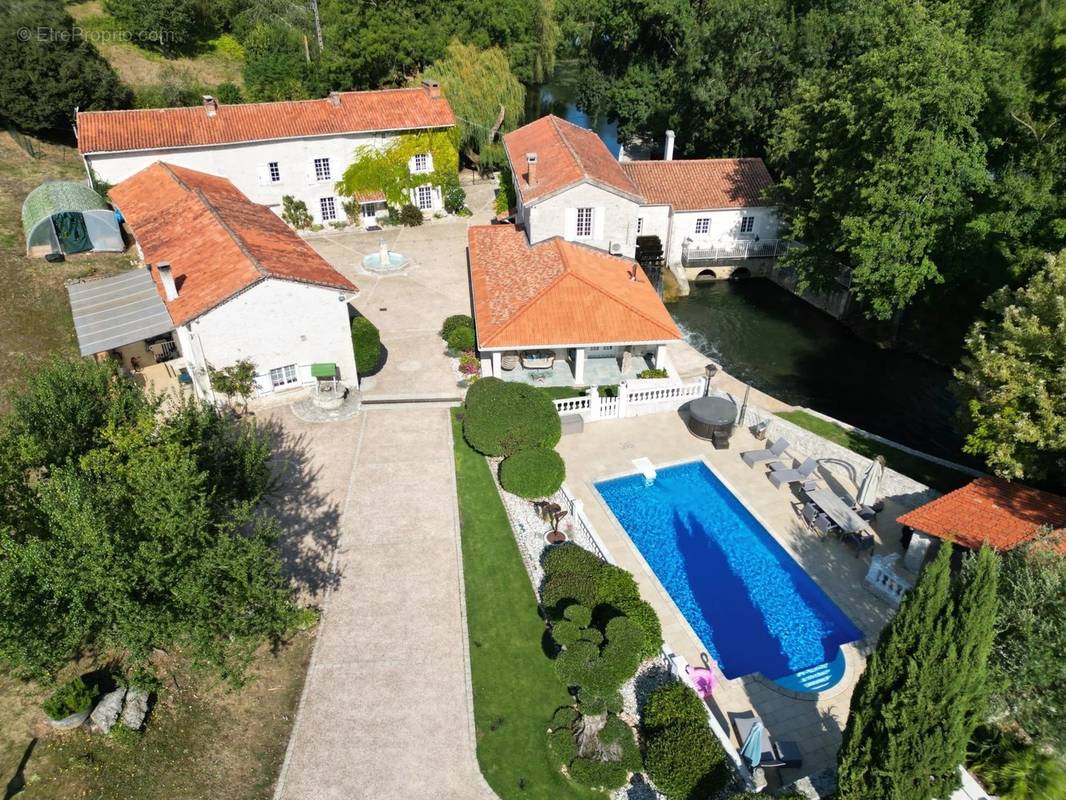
{"left": 67, "top": 268, "right": 174, "bottom": 355}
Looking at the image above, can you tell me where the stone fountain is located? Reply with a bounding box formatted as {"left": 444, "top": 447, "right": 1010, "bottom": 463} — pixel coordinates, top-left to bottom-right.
{"left": 362, "top": 237, "right": 409, "bottom": 272}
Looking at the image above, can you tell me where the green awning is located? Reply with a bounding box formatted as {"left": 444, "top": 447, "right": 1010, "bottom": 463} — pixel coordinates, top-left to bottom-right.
{"left": 311, "top": 362, "right": 337, "bottom": 378}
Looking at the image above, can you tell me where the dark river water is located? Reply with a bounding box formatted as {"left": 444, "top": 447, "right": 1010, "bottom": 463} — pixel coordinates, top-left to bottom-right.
{"left": 531, "top": 66, "right": 966, "bottom": 462}
{"left": 671, "top": 281, "right": 966, "bottom": 461}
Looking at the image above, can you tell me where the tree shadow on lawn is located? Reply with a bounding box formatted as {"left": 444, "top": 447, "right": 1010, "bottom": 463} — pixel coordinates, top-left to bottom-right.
{"left": 259, "top": 419, "right": 344, "bottom": 601}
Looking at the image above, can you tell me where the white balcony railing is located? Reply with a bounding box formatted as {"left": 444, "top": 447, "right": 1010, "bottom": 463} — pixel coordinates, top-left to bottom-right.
{"left": 682, "top": 238, "right": 791, "bottom": 264}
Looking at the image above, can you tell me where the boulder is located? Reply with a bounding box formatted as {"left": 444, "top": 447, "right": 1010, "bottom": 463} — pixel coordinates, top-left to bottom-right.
{"left": 120, "top": 687, "right": 150, "bottom": 731}
{"left": 89, "top": 687, "right": 126, "bottom": 734}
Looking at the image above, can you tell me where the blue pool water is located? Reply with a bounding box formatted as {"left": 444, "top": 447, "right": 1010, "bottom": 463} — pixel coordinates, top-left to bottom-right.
{"left": 596, "top": 461, "right": 862, "bottom": 690}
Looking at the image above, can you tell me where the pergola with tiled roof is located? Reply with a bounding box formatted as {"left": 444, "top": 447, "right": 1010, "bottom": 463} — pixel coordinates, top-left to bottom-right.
{"left": 468, "top": 223, "right": 681, "bottom": 350}
{"left": 897, "top": 477, "right": 1066, "bottom": 552}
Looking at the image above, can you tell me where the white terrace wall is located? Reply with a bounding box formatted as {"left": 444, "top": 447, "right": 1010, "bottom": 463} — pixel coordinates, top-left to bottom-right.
{"left": 668, "top": 206, "right": 780, "bottom": 267}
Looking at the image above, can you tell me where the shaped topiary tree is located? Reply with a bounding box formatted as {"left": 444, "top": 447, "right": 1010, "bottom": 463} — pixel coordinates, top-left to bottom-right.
{"left": 461, "top": 378, "right": 560, "bottom": 456}
{"left": 498, "top": 447, "right": 565, "bottom": 498}
{"left": 351, "top": 316, "right": 382, "bottom": 375}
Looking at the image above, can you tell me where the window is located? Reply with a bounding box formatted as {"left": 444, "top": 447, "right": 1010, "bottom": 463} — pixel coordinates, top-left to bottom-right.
{"left": 314, "top": 157, "right": 331, "bottom": 182}
{"left": 740, "top": 216, "right": 755, "bottom": 234}
{"left": 576, "top": 207, "right": 593, "bottom": 238}
{"left": 416, "top": 184, "right": 434, "bottom": 210}
{"left": 695, "top": 217, "right": 711, "bottom": 235}
{"left": 270, "top": 364, "right": 298, "bottom": 388}
{"left": 636, "top": 217, "right": 644, "bottom": 235}
{"left": 268, "top": 162, "right": 281, "bottom": 183}
{"left": 320, "top": 196, "right": 337, "bottom": 221}
{"left": 412, "top": 153, "right": 429, "bottom": 173}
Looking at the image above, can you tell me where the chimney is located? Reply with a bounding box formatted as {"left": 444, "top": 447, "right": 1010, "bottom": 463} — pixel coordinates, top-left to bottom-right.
{"left": 202, "top": 95, "right": 218, "bottom": 117}
{"left": 664, "top": 130, "right": 675, "bottom": 161}
{"left": 156, "top": 262, "right": 178, "bottom": 301}
{"left": 422, "top": 79, "right": 441, "bottom": 99}
{"left": 526, "top": 152, "right": 538, "bottom": 185}
{"left": 328, "top": 91, "right": 341, "bottom": 107}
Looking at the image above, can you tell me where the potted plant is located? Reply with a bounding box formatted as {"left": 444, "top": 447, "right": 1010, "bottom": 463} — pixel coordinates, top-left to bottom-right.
{"left": 43, "top": 677, "right": 97, "bottom": 729}
{"left": 535, "top": 501, "right": 569, "bottom": 545}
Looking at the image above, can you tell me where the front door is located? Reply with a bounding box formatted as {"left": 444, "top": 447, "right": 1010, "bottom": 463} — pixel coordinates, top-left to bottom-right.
{"left": 361, "top": 202, "right": 378, "bottom": 226}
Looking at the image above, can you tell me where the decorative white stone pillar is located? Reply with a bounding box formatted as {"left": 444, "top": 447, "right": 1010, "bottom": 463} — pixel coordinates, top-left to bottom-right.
{"left": 573, "top": 347, "right": 586, "bottom": 384}
{"left": 491, "top": 351, "right": 502, "bottom": 378}
{"left": 480, "top": 356, "right": 493, "bottom": 377}
{"left": 617, "top": 381, "right": 630, "bottom": 418}
{"left": 588, "top": 385, "right": 600, "bottom": 420}
{"left": 655, "top": 344, "right": 668, "bottom": 369}
{"left": 903, "top": 531, "right": 936, "bottom": 572}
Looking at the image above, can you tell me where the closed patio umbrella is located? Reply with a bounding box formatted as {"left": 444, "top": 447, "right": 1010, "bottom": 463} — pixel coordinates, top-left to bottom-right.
{"left": 857, "top": 455, "right": 886, "bottom": 508}
{"left": 740, "top": 720, "right": 765, "bottom": 768}
{"left": 737, "top": 384, "right": 751, "bottom": 429}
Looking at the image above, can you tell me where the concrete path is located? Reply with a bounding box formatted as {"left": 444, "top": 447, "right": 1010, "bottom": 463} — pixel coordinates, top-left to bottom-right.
{"left": 273, "top": 405, "right": 496, "bottom": 800}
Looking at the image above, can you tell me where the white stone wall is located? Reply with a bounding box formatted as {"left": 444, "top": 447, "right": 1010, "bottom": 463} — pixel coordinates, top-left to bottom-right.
{"left": 667, "top": 206, "right": 780, "bottom": 266}
{"left": 180, "top": 278, "right": 358, "bottom": 396}
{"left": 86, "top": 132, "right": 445, "bottom": 223}
{"left": 636, "top": 204, "right": 671, "bottom": 248}
{"left": 526, "top": 182, "right": 641, "bottom": 257}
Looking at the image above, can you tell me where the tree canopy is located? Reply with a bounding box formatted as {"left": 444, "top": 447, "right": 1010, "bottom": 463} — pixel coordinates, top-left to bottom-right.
{"left": 954, "top": 250, "right": 1066, "bottom": 488}
{"left": 836, "top": 544, "right": 999, "bottom": 800}
{"left": 421, "top": 40, "right": 525, "bottom": 157}
{"left": 0, "top": 0, "right": 132, "bottom": 135}
{"left": 0, "top": 358, "right": 298, "bottom": 682}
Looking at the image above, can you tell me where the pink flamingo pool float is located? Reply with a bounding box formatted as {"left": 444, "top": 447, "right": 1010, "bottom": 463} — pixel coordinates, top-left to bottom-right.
{"left": 686, "top": 663, "right": 717, "bottom": 699}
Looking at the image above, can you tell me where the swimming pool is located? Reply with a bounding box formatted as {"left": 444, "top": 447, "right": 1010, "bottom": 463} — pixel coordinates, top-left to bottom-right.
{"left": 596, "top": 461, "right": 862, "bottom": 692}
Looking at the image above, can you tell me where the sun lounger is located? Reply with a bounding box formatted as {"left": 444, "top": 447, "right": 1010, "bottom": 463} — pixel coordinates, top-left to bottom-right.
{"left": 741, "top": 438, "right": 789, "bottom": 467}
{"left": 767, "top": 457, "right": 818, "bottom": 488}
{"left": 730, "top": 710, "right": 803, "bottom": 770}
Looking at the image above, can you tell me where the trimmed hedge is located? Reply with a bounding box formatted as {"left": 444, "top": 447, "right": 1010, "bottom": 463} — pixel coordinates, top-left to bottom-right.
{"left": 441, "top": 314, "right": 473, "bottom": 339}
{"left": 553, "top": 613, "right": 644, "bottom": 695}
{"left": 540, "top": 543, "right": 641, "bottom": 618}
{"left": 641, "top": 682, "right": 732, "bottom": 800}
{"left": 351, "top": 316, "right": 382, "bottom": 375}
{"left": 446, "top": 325, "right": 476, "bottom": 352}
{"left": 462, "top": 378, "right": 561, "bottom": 457}
{"left": 499, "top": 447, "right": 565, "bottom": 498}
{"left": 615, "top": 598, "right": 663, "bottom": 661}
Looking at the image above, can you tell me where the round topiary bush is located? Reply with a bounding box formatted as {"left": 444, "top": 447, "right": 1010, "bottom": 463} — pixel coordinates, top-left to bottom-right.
{"left": 615, "top": 598, "right": 663, "bottom": 660}
{"left": 462, "top": 378, "right": 561, "bottom": 456}
{"left": 641, "top": 681, "right": 708, "bottom": 734}
{"left": 643, "top": 721, "right": 732, "bottom": 800}
{"left": 440, "top": 314, "right": 473, "bottom": 340}
{"left": 542, "top": 542, "right": 604, "bottom": 578}
{"left": 350, "top": 315, "right": 382, "bottom": 375}
{"left": 499, "top": 447, "right": 565, "bottom": 498}
{"left": 398, "top": 203, "right": 424, "bottom": 226}
{"left": 446, "top": 325, "right": 476, "bottom": 352}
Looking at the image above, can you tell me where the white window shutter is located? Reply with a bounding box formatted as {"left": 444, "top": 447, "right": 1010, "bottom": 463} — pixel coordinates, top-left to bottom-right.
{"left": 256, "top": 164, "right": 269, "bottom": 186}
{"left": 564, "top": 208, "right": 577, "bottom": 241}
{"left": 593, "top": 207, "right": 605, "bottom": 241}
{"left": 408, "top": 155, "right": 418, "bottom": 173}
{"left": 426, "top": 152, "right": 434, "bottom": 172}
{"left": 410, "top": 187, "right": 418, "bottom": 205}
{"left": 433, "top": 186, "right": 442, "bottom": 209}
{"left": 306, "top": 160, "right": 317, "bottom": 185}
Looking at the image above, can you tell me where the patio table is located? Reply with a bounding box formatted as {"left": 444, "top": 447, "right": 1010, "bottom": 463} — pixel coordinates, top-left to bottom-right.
{"left": 805, "top": 487, "right": 870, "bottom": 535}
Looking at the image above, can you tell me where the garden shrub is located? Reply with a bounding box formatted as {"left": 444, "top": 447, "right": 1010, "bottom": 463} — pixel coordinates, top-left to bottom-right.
{"left": 441, "top": 314, "right": 474, "bottom": 339}
{"left": 281, "top": 195, "right": 312, "bottom": 229}
{"left": 615, "top": 599, "right": 663, "bottom": 660}
{"left": 543, "top": 542, "right": 603, "bottom": 578}
{"left": 644, "top": 721, "right": 731, "bottom": 800}
{"left": 446, "top": 325, "right": 476, "bottom": 352}
{"left": 641, "top": 682, "right": 707, "bottom": 734}
{"left": 568, "top": 755, "right": 629, "bottom": 790}
{"left": 553, "top": 615, "right": 643, "bottom": 695}
{"left": 548, "top": 726, "right": 578, "bottom": 766}
{"left": 443, "top": 183, "right": 467, "bottom": 214}
{"left": 637, "top": 368, "right": 669, "bottom": 379}
{"left": 598, "top": 384, "right": 619, "bottom": 398}
{"left": 548, "top": 705, "right": 640, "bottom": 792}
{"left": 43, "top": 677, "right": 96, "bottom": 720}
{"left": 398, "top": 204, "right": 424, "bottom": 226}
{"left": 350, "top": 316, "right": 382, "bottom": 374}
{"left": 541, "top": 570, "right": 599, "bottom": 617}
{"left": 577, "top": 689, "right": 623, "bottom": 716}
{"left": 461, "top": 378, "right": 561, "bottom": 456}
{"left": 215, "top": 82, "right": 243, "bottom": 104}
{"left": 594, "top": 564, "right": 641, "bottom": 606}
{"left": 499, "top": 447, "right": 565, "bottom": 499}
{"left": 564, "top": 604, "right": 592, "bottom": 628}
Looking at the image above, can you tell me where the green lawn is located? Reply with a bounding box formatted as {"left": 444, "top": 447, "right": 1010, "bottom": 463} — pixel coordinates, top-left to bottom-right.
{"left": 450, "top": 410, "right": 602, "bottom": 800}
{"left": 775, "top": 410, "right": 971, "bottom": 494}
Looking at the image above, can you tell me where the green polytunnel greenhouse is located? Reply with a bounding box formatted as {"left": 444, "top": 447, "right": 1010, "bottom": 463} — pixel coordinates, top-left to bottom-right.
{"left": 22, "top": 181, "right": 124, "bottom": 257}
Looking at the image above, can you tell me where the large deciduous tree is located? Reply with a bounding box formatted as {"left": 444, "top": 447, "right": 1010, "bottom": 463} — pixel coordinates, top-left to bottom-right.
{"left": 837, "top": 544, "right": 1000, "bottom": 800}
{"left": 770, "top": 0, "right": 990, "bottom": 319}
{"left": 0, "top": 0, "right": 132, "bottom": 135}
{"left": 0, "top": 358, "right": 297, "bottom": 682}
{"left": 421, "top": 40, "right": 525, "bottom": 160}
{"left": 954, "top": 251, "right": 1066, "bottom": 487}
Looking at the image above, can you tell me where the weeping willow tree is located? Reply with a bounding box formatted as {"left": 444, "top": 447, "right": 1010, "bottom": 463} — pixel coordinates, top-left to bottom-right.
{"left": 421, "top": 40, "right": 525, "bottom": 162}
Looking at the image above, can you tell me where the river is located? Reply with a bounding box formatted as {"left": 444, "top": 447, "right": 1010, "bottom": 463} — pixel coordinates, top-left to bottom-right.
{"left": 531, "top": 68, "right": 966, "bottom": 462}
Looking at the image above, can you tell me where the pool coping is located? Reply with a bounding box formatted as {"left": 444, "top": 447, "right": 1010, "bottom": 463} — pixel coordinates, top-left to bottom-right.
{"left": 585, "top": 455, "right": 866, "bottom": 703}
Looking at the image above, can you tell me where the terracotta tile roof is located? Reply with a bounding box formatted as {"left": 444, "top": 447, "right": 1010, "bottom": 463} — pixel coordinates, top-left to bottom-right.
{"left": 467, "top": 224, "right": 681, "bottom": 349}
{"left": 110, "top": 162, "right": 356, "bottom": 325}
{"left": 77, "top": 88, "right": 455, "bottom": 154}
{"left": 503, "top": 116, "right": 642, "bottom": 204}
{"left": 897, "top": 477, "right": 1066, "bottom": 552}
{"left": 621, "top": 159, "right": 775, "bottom": 210}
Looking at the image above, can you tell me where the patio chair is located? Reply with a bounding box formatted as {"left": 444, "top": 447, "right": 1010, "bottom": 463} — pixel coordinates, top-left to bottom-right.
{"left": 813, "top": 513, "right": 840, "bottom": 538}
{"left": 842, "top": 530, "right": 875, "bottom": 557}
{"left": 767, "top": 457, "right": 818, "bottom": 488}
{"left": 730, "top": 711, "right": 803, "bottom": 770}
{"left": 798, "top": 502, "right": 819, "bottom": 529}
{"left": 741, "top": 438, "right": 789, "bottom": 467}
